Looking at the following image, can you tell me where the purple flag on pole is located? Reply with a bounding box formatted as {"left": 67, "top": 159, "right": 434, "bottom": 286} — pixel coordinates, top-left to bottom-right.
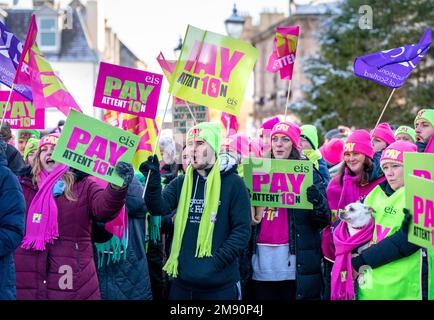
{"left": 0, "top": 21, "right": 32, "bottom": 100}
{"left": 0, "top": 22, "right": 33, "bottom": 101}
{"left": 354, "top": 28, "right": 432, "bottom": 88}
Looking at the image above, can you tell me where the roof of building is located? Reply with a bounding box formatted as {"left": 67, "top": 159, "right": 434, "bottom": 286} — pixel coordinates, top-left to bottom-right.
{"left": 5, "top": 3, "right": 98, "bottom": 62}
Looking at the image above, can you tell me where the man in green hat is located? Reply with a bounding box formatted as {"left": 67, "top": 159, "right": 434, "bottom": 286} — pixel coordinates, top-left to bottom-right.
{"left": 414, "top": 108, "right": 434, "bottom": 153}
{"left": 140, "top": 122, "right": 251, "bottom": 300}
{"left": 17, "top": 130, "right": 40, "bottom": 156}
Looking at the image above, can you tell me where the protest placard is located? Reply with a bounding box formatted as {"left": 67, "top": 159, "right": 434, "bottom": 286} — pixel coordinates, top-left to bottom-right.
{"left": 243, "top": 157, "right": 313, "bottom": 209}
{"left": 93, "top": 62, "right": 163, "bottom": 118}
{"left": 52, "top": 109, "right": 139, "bottom": 186}
{"left": 406, "top": 175, "right": 434, "bottom": 249}
{"left": 169, "top": 25, "right": 258, "bottom": 116}
{"left": 0, "top": 91, "right": 44, "bottom": 129}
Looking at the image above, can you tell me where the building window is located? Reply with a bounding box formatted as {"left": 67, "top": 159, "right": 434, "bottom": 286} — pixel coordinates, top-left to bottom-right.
{"left": 38, "top": 17, "right": 58, "bottom": 50}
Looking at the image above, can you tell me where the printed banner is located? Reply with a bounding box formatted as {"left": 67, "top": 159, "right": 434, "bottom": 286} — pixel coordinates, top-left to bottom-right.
{"left": 243, "top": 157, "right": 313, "bottom": 209}
{"left": 93, "top": 62, "right": 163, "bottom": 119}
{"left": 173, "top": 104, "right": 209, "bottom": 134}
{"left": 121, "top": 114, "right": 161, "bottom": 171}
{"left": 354, "top": 28, "right": 432, "bottom": 88}
{"left": 406, "top": 175, "right": 434, "bottom": 249}
{"left": 404, "top": 152, "right": 434, "bottom": 182}
{"left": 169, "top": 25, "right": 258, "bottom": 116}
{"left": 0, "top": 91, "right": 44, "bottom": 129}
{"left": 52, "top": 109, "right": 139, "bottom": 186}
{"left": 266, "top": 25, "right": 300, "bottom": 80}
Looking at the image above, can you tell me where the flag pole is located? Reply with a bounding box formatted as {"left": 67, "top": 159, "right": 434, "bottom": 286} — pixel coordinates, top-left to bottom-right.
{"left": 142, "top": 93, "right": 172, "bottom": 199}
{"left": 0, "top": 84, "right": 15, "bottom": 131}
{"left": 374, "top": 88, "right": 396, "bottom": 130}
{"left": 284, "top": 80, "right": 292, "bottom": 121}
{"left": 184, "top": 101, "right": 197, "bottom": 125}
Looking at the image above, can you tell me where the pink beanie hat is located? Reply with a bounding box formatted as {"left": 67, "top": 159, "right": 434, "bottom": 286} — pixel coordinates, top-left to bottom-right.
{"left": 319, "top": 138, "right": 344, "bottom": 165}
{"left": 249, "top": 138, "right": 262, "bottom": 157}
{"left": 371, "top": 122, "right": 396, "bottom": 145}
{"left": 380, "top": 140, "right": 417, "bottom": 167}
{"left": 344, "top": 129, "right": 375, "bottom": 159}
{"left": 220, "top": 133, "right": 250, "bottom": 157}
{"left": 259, "top": 116, "right": 280, "bottom": 137}
{"left": 38, "top": 133, "right": 60, "bottom": 150}
{"left": 270, "top": 121, "right": 301, "bottom": 150}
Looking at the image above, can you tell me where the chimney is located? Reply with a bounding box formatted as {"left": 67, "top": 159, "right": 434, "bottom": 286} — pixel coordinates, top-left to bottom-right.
{"left": 85, "top": 0, "right": 105, "bottom": 53}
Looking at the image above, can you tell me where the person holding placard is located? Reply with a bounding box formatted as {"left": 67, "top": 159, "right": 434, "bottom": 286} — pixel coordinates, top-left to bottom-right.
{"left": 322, "top": 130, "right": 385, "bottom": 298}
{"left": 351, "top": 141, "right": 424, "bottom": 300}
{"left": 13, "top": 133, "right": 134, "bottom": 300}
{"left": 250, "top": 121, "right": 330, "bottom": 300}
{"left": 141, "top": 122, "right": 251, "bottom": 300}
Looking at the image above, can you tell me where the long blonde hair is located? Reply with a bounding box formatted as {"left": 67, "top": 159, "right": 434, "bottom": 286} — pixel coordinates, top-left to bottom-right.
{"left": 32, "top": 148, "right": 77, "bottom": 201}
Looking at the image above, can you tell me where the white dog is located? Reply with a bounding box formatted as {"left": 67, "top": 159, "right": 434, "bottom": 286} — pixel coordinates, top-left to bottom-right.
{"left": 339, "top": 202, "right": 374, "bottom": 253}
{"left": 339, "top": 202, "right": 375, "bottom": 287}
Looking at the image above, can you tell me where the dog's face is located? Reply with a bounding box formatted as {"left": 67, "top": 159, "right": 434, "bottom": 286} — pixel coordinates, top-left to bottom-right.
{"left": 340, "top": 202, "right": 373, "bottom": 228}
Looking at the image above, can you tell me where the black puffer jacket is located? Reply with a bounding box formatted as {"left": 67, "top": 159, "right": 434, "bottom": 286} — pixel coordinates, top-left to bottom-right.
{"left": 250, "top": 167, "right": 330, "bottom": 300}
{"left": 96, "top": 177, "right": 152, "bottom": 300}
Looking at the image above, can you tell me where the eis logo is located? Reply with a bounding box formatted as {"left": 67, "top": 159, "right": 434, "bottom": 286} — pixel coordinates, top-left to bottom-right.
{"left": 226, "top": 97, "right": 237, "bottom": 108}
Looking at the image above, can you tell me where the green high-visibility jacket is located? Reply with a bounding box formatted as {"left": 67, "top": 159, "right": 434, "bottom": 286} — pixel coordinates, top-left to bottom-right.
{"left": 359, "top": 186, "right": 422, "bottom": 300}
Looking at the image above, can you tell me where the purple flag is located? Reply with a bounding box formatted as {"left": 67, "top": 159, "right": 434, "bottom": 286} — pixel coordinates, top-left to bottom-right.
{"left": 0, "top": 21, "right": 32, "bottom": 100}
{"left": 354, "top": 28, "right": 432, "bottom": 88}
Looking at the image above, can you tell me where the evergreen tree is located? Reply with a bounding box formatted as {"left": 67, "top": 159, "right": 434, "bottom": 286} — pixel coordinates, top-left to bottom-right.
{"left": 291, "top": 0, "right": 434, "bottom": 136}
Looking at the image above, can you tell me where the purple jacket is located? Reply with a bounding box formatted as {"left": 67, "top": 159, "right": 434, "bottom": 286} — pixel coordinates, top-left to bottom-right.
{"left": 14, "top": 174, "right": 127, "bottom": 300}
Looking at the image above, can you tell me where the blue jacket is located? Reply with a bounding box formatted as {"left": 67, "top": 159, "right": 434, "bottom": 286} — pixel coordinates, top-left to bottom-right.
{"left": 0, "top": 147, "right": 25, "bottom": 299}
{"left": 97, "top": 177, "right": 152, "bottom": 300}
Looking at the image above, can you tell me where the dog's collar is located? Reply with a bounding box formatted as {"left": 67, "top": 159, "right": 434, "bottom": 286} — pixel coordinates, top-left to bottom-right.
{"left": 352, "top": 225, "right": 367, "bottom": 230}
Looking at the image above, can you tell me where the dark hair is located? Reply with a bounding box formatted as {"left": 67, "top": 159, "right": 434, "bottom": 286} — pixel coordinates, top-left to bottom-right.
{"left": 0, "top": 121, "right": 12, "bottom": 142}
{"left": 337, "top": 156, "right": 373, "bottom": 186}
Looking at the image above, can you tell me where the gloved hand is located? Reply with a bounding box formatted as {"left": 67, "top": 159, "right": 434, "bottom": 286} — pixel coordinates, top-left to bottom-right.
{"left": 306, "top": 184, "right": 320, "bottom": 206}
{"left": 115, "top": 161, "right": 134, "bottom": 187}
{"left": 219, "top": 153, "right": 237, "bottom": 172}
{"left": 139, "top": 155, "right": 161, "bottom": 190}
{"left": 401, "top": 208, "right": 412, "bottom": 235}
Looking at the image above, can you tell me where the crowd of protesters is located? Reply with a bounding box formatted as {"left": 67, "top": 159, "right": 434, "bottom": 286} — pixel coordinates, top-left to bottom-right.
{"left": 0, "top": 107, "right": 433, "bottom": 300}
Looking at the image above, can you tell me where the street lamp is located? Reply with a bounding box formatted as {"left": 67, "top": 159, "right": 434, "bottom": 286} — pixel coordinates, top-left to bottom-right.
{"left": 224, "top": 4, "right": 245, "bottom": 38}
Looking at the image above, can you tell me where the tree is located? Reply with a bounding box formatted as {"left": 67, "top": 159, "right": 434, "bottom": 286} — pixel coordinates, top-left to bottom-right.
{"left": 291, "top": 0, "right": 434, "bottom": 137}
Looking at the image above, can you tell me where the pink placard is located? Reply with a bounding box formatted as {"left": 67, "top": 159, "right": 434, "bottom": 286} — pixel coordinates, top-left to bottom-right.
{"left": 0, "top": 91, "right": 45, "bottom": 129}
{"left": 93, "top": 62, "right": 163, "bottom": 118}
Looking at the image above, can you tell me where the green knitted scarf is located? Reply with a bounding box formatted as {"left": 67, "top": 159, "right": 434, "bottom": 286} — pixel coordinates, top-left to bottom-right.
{"left": 163, "top": 159, "right": 221, "bottom": 278}
{"left": 303, "top": 149, "right": 322, "bottom": 170}
{"left": 95, "top": 234, "right": 127, "bottom": 268}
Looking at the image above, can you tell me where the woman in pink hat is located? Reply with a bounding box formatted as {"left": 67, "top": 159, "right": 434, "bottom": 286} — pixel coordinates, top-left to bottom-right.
{"left": 322, "top": 130, "right": 385, "bottom": 299}
{"left": 350, "top": 141, "right": 423, "bottom": 300}
{"left": 250, "top": 121, "right": 330, "bottom": 300}
{"left": 371, "top": 122, "right": 396, "bottom": 153}
{"left": 14, "top": 134, "right": 133, "bottom": 300}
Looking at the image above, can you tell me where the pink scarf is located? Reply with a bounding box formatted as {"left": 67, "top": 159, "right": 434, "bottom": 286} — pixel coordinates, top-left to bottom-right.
{"left": 21, "top": 164, "right": 69, "bottom": 251}
{"left": 331, "top": 218, "right": 374, "bottom": 300}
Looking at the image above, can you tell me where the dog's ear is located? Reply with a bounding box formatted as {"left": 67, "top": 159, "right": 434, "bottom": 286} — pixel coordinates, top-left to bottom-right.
{"left": 366, "top": 206, "right": 376, "bottom": 215}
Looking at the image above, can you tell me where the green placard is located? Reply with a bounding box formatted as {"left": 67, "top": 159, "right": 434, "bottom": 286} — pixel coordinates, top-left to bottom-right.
{"left": 169, "top": 25, "right": 258, "bottom": 116}
{"left": 243, "top": 157, "right": 313, "bottom": 209}
{"left": 51, "top": 109, "right": 140, "bottom": 187}
{"left": 404, "top": 152, "right": 434, "bottom": 182}
{"left": 406, "top": 175, "right": 434, "bottom": 249}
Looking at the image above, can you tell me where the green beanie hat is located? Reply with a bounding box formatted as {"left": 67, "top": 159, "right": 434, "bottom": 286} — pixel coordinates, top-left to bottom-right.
{"left": 414, "top": 109, "right": 434, "bottom": 127}
{"left": 187, "top": 122, "right": 221, "bottom": 155}
{"left": 300, "top": 124, "right": 319, "bottom": 150}
{"left": 18, "top": 129, "right": 40, "bottom": 140}
{"left": 23, "top": 138, "right": 39, "bottom": 160}
{"left": 394, "top": 126, "right": 416, "bottom": 143}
